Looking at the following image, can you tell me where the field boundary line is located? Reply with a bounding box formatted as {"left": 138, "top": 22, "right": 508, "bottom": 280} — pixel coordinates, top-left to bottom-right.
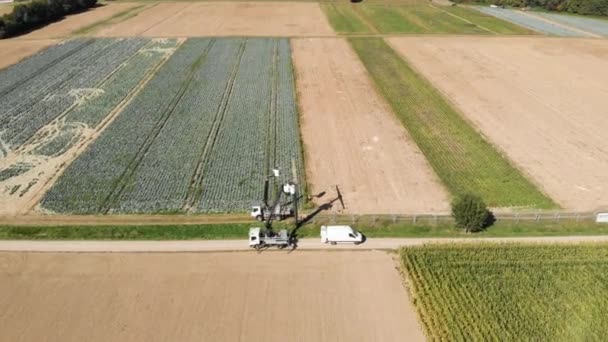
{"left": 384, "top": 37, "right": 558, "bottom": 207}
{"left": 101, "top": 39, "right": 216, "bottom": 213}
{"left": 429, "top": 4, "right": 497, "bottom": 34}
{"left": 25, "top": 40, "right": 185, "bottom": 214}
{"left": 183, "top": 39, "right": 248, "bottom": 212}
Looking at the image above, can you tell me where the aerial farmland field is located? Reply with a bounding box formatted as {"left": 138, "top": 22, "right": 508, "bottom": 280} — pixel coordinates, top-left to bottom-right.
{"left": 401, "top": 243, "right": 608, "bottom": 340}
{"left": 94, "top": 2, "right": 335, "bottom": 37}
{"left": 0, "top": 38, "right": 174, "bottom": 214}
{"left": 388, "top": 37, "right": 608, "bottom": 211}
{"left": 0, "top": 250, "right": 425, "bottom": 342}
{"left": 40, "top": 38, "right": 303, "bottom": 214}
{"left": 292, "top": 38, "right": 449, "bottom": 214}
{"left": 349, "top": 37, "right": 555, "bottom": 209}
{"left": 321, "top": 3, "right": 534, "bottom": 34}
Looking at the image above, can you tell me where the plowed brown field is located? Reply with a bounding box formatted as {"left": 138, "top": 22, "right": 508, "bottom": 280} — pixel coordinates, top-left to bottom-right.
{"left": 0, "top": 39, "right": 57, "bottom": 69}
{"left": 388, "top": 37, "right": 608, "bottom": 211}
{"left": 0, "top": 251, "right": 424, "bottom": 342}
{"left": 18, "top": 3, "right": 140, "bottom": 39}
{"left": 292, "top": 38, "right": 449, "bottom": 214}
{"left": 95, "top": 2, "right": 335, "bottom": 37}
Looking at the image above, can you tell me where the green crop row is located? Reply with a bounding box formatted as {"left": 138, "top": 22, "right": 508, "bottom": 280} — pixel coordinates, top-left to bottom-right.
{"left": 349, "top": 37, "right": 555, "bottom": 208}
{"left": 401, "top": 243, "right": 608, "bottom": 340}
{"left": 321, "top": 3, "right": 535, "bottom": 34}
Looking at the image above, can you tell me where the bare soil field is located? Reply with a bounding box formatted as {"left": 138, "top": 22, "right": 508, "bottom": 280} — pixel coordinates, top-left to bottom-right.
{"left": 0, "top": 251, "right": 424, "bottom": 342}
{"left": 292, "top": 38, "right": 449, "bottom": 214}
{"left": 95, "top": 2, "right": 335, "bottom": 37}
{"left": 18, "top": 3, "right": 140, "bottom": 39}
{"left": 0, "top": 39, "right": 57, "bottom": 69}
{"left": 388, "top": 37, "right": 608, "bottom": 211}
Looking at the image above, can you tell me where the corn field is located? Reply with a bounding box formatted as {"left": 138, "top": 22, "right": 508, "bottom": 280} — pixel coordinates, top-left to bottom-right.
{"left": 400, "top": 243, "right": 608, "bottom": 341}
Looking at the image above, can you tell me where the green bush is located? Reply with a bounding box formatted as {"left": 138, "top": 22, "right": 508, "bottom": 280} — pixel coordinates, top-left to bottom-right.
{"left": 451, "top": 193, "right": 491, "bottom": 233}
{"left": 0, "top": 0, "right": 98, "bottom": 39}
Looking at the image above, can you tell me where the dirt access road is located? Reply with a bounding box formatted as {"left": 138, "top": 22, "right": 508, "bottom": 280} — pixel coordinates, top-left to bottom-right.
{"left": 292, "top": 38, "right": 449, "bottom": 214}
{"left": 0, "top": 250, "right": 425, "bottom": 342}
{"left": 2, "top": 235, "right": 608, "bottom": 252}
{"left": 95, "top": 2, "right": 335, "bottom": 37}
{"left": 389, "top": 37, "right": 608, "bottom": 211}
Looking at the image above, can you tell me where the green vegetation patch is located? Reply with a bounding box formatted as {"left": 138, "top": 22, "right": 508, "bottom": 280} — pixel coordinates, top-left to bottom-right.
{"left": 401, "top": 243, "right": 608, "bottom": 340}
{"left": 322, "top": 4, "right": 533, "bottom": 34}
{"left": 321, "top": 4, "right": 373, "bottom": 34}
{"left": 349, "top": 37, "right": 555, "bottom": 208}
{"left": 0, "top": 220, "right": 605, "bottom": 240}
{"left": 73, "top": 3, "right": 148, "bottom": 35}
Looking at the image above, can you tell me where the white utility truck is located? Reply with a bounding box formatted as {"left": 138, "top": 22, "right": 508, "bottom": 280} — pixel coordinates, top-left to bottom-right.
{"left": 321, "top": 225, "right": 363, "bottom": 245}
{"left": 249, "top": 227, "right": 290, "bottom": 249}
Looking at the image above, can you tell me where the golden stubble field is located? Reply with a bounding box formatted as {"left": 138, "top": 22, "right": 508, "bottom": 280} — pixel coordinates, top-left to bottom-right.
{"left": 94, "top": 2, "right": 335, "bottom": 37}
{"left": 389, "top": 36, "right": 608, "bottom": 211}
{"left": 0, "top": 250, "right": 425, "bottom": 342}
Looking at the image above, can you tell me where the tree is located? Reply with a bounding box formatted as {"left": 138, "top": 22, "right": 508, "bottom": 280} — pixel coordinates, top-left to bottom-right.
{"left": 451, "top": 193, "right": 492, "bottom": 233}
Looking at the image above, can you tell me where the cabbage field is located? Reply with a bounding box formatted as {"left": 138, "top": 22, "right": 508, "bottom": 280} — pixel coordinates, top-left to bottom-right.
{"left": 0, "top": 38, "right": 177, "bottom": 207}
{"left": 39, "top": 38, "right": 303, "bottom": 214}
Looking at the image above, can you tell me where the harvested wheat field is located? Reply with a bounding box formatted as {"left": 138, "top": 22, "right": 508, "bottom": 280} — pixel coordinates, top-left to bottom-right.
{"left": 19, "top": 3, "right": 140, "bottom": 39}
{"left": 0, "top": 39, "right": 58, "bottom": 69}
{"left": 292, "top": 38, "right": 449, "bottom": 214}
{"left": 96, "top": 2, "right": 335, "bottom": 37}
{"left": 388, "top": 37, "right": 608, "bottom": 211}
{"left": 0, "top": 251, "right": 424, "bottom": 342}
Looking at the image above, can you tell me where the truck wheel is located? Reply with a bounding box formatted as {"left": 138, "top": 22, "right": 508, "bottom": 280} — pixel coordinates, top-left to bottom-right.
{"left": 331, "top": 241, "right": 337, "bottom": 245}
{"left": 256, "top": 215, "right": 262, "bottom": 221}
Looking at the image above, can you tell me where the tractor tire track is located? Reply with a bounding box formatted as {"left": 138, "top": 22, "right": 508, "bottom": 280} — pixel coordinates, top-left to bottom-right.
{"left": 98, "top": 40, "right": 215, "bottom": 213}
{"left": 183, "top": 39, "right": 248, "bottom": 212}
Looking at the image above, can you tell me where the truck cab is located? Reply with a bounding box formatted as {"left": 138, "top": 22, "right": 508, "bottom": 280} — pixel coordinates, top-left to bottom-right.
{"left": 250, "top": 206, "right": 263, "bottom": 220}
{"left": 320, "top": 225, "right": 363, "bottom": 245}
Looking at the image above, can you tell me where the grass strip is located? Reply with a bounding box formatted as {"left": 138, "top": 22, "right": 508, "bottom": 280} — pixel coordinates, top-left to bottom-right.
{"left": 348, "top": 37, "right": 556, "bottom": 208}
{"left": 0, "top": 220, "right": 605, "bottom": 240}
{"left": 400, "top": 243, "right": 608, "bottom": 340}
{"left": 322, "top": 4, "right": 533, "bottom": 34}
{"left": 321, "top": 3, "right": 373, "bottom": 34}
{"left": 73, "top": 4, "right": 148, "bottom": 35}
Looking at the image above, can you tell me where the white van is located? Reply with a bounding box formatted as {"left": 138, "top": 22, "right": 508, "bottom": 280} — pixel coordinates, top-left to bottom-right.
{"left": 320, "top": 225, "right": 364, "bottom": 245}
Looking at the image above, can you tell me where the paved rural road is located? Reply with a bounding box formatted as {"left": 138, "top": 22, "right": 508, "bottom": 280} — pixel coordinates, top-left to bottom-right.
{"left": 1, "top": 236, "right": 608, "bottom": 252}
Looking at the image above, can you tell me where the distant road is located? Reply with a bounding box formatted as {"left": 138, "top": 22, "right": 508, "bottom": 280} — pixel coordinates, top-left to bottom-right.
{"left": 1, "top": 235, "right": 608, "bottom": 253}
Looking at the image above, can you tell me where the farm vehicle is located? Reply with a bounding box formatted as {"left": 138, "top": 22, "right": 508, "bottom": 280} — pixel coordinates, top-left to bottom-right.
{"left": 248, "top": 168, "right": 345, "bottom": 250}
